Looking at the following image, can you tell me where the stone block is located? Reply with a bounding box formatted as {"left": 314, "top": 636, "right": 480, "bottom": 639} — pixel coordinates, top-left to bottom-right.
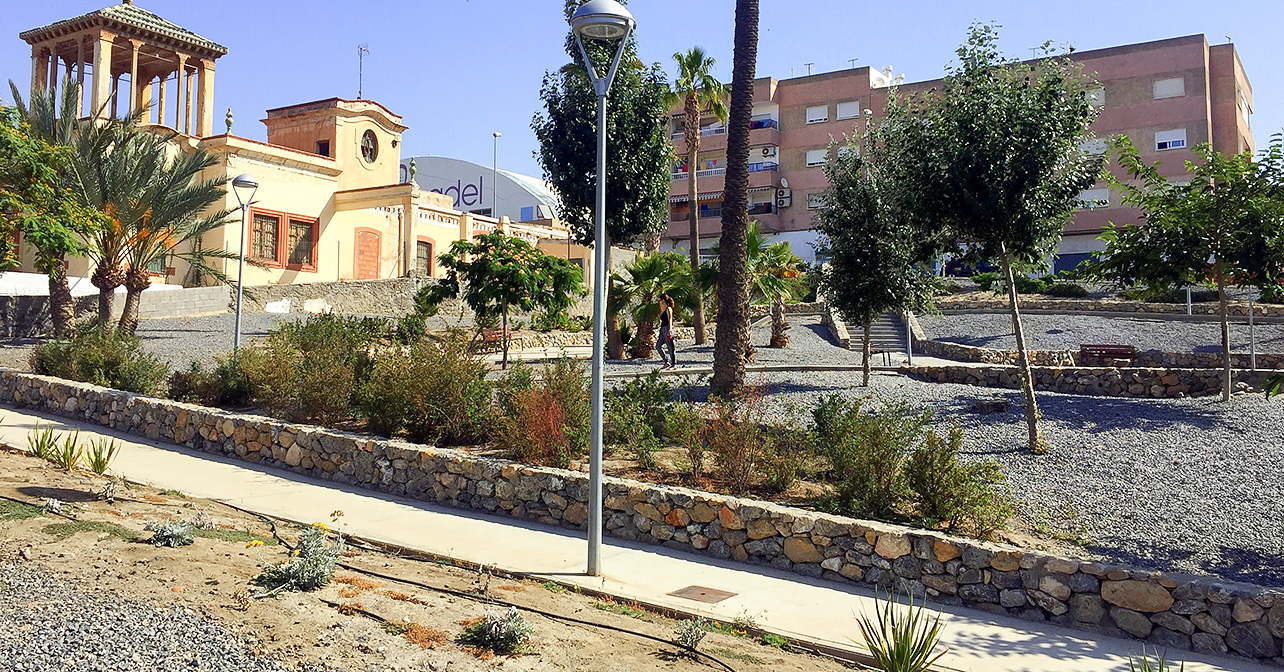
{"left": 1102, "top": 580, "right": 1174, "bottom": 613}
{"left": 1110, "top": 608, "right": 1154, "bottom": 638}
{"left": 1226, "top": 622, "right": 1279, "bottom": 659}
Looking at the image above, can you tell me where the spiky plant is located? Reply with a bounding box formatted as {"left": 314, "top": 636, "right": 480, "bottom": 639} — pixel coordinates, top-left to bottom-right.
{"left": 856, "top": 591, "right": 948, "bottom": 672}
{"left": 86, "top": 437, "right": 120, "bottom": 475}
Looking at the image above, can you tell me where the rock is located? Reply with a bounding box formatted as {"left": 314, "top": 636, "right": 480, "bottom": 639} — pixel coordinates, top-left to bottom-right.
{"left": 1269, "top": 604, "right": 1284, "bottom": 638}
{"left": 933, "top": 540, "right": 961, "bottom": 563}
{"left": 1070, "top": 594, "right": 1107, "bottom": 624}
{"left": 1147, "top": 627, "right": 1190, "bottom": 650}
{"left": 1039, "top": 575, "right": 1071, "bottom": 601}
{"left": 875, "top": 533, "right": 912, "bottom": 559}
{"left": 922, "top": 574, "right": 958, "bottom": 595}
{"left": 1191, "top": 632, "right": 1228, "bottom": 655}
{"left": 1226, "top": 623, "right": 1279, "bottom": 659}
{"left": 563, "top": 503, "right": 588, "bottom": 526}
{"left": 958, "top": 583, "right": 999, "bottom": 603}
{"left": 962, "top": 547, "right": 994, "bottom": 569}
{"left": 972, "top": 399, "right": 1009, "bottom": 414}
{"left": 783, "top": 537, "right": 823, "bottom": 564}
{"left": 1000, "top": 589, "right": 1029, "bottom": 608}
{"left": 1110, "top": 608, "right": 1154, "bottom": 639}
{"left": 688, "top": 503, "right": 717, "bottom": 523}
{"left": 633, "top": 503, "right": 662, "bottom": 522}
{"left": 1102, "top": 581, "right": 1174, "bottom": 613}
{"left": 664, "top": 508, "right": 690, "bottom": 528}
{"left": 718, "top": 506, "right": 744, "bottom": 530}
{"left": 1192, "top": 612, "right": 1228, "bottom": 635}
{"left": 284, "top": 444, "right": 303, "bottom": 467}
{"left": 1170, "top": 599, "right": 1206, "bottom": 615}
{"left": 746, "top": 519, "right": 777, "bottom": 540}
{"left": 1234, "top": 598, "right": 1265, "bottom": 623}
{"left": 1028, "top": 590, "right": 1068, "bottom": 616}
{"left": 990, "top": 552, "right": 1021, "bottom": 572}
{"left": 1150, "top": 612, "right": 1195, "bottom": 635}
{"left": 821, "top": 557, "right": 844, "bottom": 573}
{"left": 1044, "top": 557, "right": 1080, "bottom": 575}
{"left": 839, "top": 564, "right": 864, "bottom": 581}
{"left": 1067, "top": 573, "right": 1100, "bottom": 594}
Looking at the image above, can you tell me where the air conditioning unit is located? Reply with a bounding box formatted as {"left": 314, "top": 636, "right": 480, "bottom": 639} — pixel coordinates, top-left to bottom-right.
{"left": 775, "top": 188, "right": 792, "bottom": 208}
{"left": 760, "top": 146, "right": 778, "bottom": 158}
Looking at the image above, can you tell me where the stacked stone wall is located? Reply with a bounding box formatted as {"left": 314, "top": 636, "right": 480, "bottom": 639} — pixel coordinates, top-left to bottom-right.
{"left": 937, "top": 294, "right": 1280, "bottom": 318}
{"left": 905, "top": 364, "right": 1270, "bottom": 398}
{"left": 1, "top": 369, "right": 1281, "bottom": 664}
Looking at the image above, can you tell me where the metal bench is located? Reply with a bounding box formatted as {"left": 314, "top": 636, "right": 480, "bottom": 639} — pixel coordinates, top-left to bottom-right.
{"left": 1079, "top": 344, "right": 1136, "bottom": 366}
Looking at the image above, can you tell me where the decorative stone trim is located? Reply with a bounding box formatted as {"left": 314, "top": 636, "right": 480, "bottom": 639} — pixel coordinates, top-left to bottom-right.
{"left": 903, "top": 363, "right": 1270, "bottom": 398}
{"left": 1, "top": 368, "right": 1279, "bottom": 664}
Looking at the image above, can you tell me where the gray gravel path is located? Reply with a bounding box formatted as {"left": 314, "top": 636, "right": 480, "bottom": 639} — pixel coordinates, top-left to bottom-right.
{"left": 919, "top": 312, "right": 1284, "bottom": 353}
{"left": 0, "top": 560, "right": 333, "bottom": 672}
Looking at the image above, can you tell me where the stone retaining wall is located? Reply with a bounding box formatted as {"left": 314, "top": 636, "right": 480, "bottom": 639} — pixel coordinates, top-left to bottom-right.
{"left": 1129, "top": 351, "right": 1284, "bottom": 370}
{"left": 244, "top": 277, "right": 595, "bottom": 318}
{"left": 938, "top": 294, "right": 1278, "bottom": 318}
{"left": 905, "top": 363, "right": 1270, "bottom": 398}
{"left": 916, "top": 338, "right": 1284, "bottom": 371}
{"left": 918, "top": 339, "right": 1076, "bottom": 366}
{"left": 2, "top": 369, "right": 1281, "bottom": 665}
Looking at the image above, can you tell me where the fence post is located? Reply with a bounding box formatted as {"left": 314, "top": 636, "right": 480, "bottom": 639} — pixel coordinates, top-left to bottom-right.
{"left": 1250, "top": 299, "right": 1256, "bottom": 370}
{"left": 905, "top": 311, "right": 913, "bottom": 366}
{"left": 1186, "top": 287, "right": 1192, "bottom": 316}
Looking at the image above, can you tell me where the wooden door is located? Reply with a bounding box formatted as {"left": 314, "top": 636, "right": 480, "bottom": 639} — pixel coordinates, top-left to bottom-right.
{"left": 355, "top": 230, "right": 380, "bottom": 280}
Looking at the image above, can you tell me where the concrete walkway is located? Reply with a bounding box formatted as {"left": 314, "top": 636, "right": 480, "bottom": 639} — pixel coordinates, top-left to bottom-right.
{"left": 0, "top": 406, "right": 1267, "bottom": 672}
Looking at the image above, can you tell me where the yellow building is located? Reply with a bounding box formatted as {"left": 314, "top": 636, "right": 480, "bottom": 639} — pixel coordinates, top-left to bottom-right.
{"left": 16, "top": 1, "right": 565, "bottom": 288}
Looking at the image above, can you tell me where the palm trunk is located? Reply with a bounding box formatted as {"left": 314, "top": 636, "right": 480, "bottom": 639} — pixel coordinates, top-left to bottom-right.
{"left": 1001, "top": 251, "right": 1044, "bottom": 453}
{"left": 607, "top": 313, "right": 625, "bottom": 360}
{"left": 117, "top": 287, "right": 142, "bottom": 335}
{"left": 47, "top": 261, "right": 74, "bottom": 338}
{"left": 710, "top": 0, "right": 759, "bottom": 398}
{"left": 769, "top": 295, "right": 788, "bottom": 348}
{"left": 687, "top": 104, "right": 707, "bottom": 345}
{"left": 862, "top": 317, "right": 872, "bottom": 387}
{"left": 634, "top": 319, "right": 656, "bottom": 358}
{"left": 1215, "top": 262, "right": 1231, "bottom": 402}
{"left": 91, "top": 263, "right": 123, "bottom": 326}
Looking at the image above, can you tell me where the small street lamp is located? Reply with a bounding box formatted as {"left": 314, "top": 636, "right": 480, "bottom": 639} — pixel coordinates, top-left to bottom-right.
{"left": 570, "top": 0, "right": 635, "bottom": 578}
{"left": 231, "top": 173, "right": 258, "bottom": 354}
{"left": 492, "top": 132, "right": 502, "bottom": 220}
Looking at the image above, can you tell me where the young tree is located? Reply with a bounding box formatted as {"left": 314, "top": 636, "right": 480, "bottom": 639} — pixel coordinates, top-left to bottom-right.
{"left": 1087, "top": 136, "right": 1284, "bottom": 401}
{"left": 532, "top": 0, "right": 672, "bottom": 249}
{"left": 886, "top": 24, "right": 1102, "bottom": 452}
{"left": 667, "top": 47, "right": 729, "bottom": 345}
{"left": 816, "top": 134, "right": 940, "bottom": 385}
{"left": 418, "top": 231, "right": 585, "bottom": 369}
{"left": 710, "top": 0, "right": 760, "bottom": 397}
{"left": 607, "top": 252, "right": 695, "bottom": 358}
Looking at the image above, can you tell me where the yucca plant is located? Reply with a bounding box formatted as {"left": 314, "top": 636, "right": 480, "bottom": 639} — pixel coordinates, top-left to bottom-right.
{"left": 1131, "top": 645, "right": 1184, "bottom": 672}
{"left": 86, "top": 437, "right": 121, "bottom": 475}
{"left": 52, "top": 430, "right": 83, "bottom": 470}
{"left": 26, "top": 422, "right": 58, "bottom": 461}
{"left": 856, "top": 591, "right": 947, "bottom": 672}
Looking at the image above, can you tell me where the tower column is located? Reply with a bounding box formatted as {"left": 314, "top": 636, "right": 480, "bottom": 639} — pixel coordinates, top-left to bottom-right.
{"left": 89, "top": 31, "right": 114, "bottom": 119}
{"left": 128, "top": 39, "right": 142, "bottom": 114}
{"left": 174, "top": 54, "right": 188, "bottom": 131}
{"left": 184, "top": 63, "right": 194, "bottom": 134}
{"left": 48, "top": 53, "right": 58, "bottom": 96}
{"left": 195, "top": 58, "right": 215, "bottom": 136}
{"left": 157, "top": 69, "right": 168, "bottom": 128}
{"left": 31, "top": 47, "right": 49, "bottom": 94}
{"left": 76, "top": 38, "right": 86, "bottom": 116}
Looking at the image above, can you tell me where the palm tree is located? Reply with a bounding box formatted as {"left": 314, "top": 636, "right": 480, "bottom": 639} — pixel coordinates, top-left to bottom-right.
{"left": 608, "top": 252, "right": 695, "bottom": 358}
{"left": 710, "top": 0, "right": 760, "bottom": 397}
{"left": 667, "top": 47, "right": 728, "bottom": 346}
{"left": 707, "top": 222, "right": 802, "bottom": 348}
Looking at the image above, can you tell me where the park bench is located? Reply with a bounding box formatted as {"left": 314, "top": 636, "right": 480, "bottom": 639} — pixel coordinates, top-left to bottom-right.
{"left": 1079, "top": 344, "right": 1136, "bottom": 366}
{"left": 473, "top": 328, "right": 510, "bottom": 355}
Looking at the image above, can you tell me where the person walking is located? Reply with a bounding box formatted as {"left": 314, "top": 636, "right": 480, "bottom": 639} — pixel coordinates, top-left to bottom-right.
{"left": 657, "top": 294, "right": 677, "bottom": 369}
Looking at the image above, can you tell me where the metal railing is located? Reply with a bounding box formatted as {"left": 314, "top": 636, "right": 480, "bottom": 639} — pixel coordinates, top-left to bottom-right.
{"left": 671, "top": 167, "right": 726, "bottom": 180}
{"left": 747, "top": 161, "right": 778, "bottom": 173}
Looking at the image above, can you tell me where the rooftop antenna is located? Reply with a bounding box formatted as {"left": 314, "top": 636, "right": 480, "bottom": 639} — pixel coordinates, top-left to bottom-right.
{"left": 805, "top": 62, "right": 815, "bottom": 76}
{"left": 357, "top": 44, "right": 370, "bottom": 99}
{"left": 848, "top": 58, "right": 859, "bottom": 69}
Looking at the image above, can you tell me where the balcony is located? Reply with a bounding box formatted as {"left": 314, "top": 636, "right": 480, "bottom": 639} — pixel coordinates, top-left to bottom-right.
{"left": 671, "top": 166, "right": 726, "bottom": 181}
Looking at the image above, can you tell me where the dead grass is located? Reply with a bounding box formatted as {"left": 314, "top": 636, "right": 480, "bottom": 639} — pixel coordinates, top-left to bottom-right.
{"left": 42, "top": 519, "right": 138, "bottom": 542}
{"left": 334, "top": 575, "right": 383, "bottom": 591}
{"left": 404, "top": 623, "right": 449, "bottom": 649}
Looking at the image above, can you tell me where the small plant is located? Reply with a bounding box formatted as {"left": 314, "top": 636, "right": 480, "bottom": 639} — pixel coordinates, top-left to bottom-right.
{"left": 674, "top": 618, "right": 708, "bottom": 651}
{"left": 1012, "top": 275, "right": 1049, "bottom": 294}
{"left": 253, "top": 523, "right": 344, "bottom": 596}
{"left": 1130, "top": 645, "right": 1184, "bottom": 672}
{"left": 85, "top": 437, "right": 121, "bottom": 475}
{"left": 856, "top": 592, "right": 947, "bottom": 672}
{"left": 494, "top": 358, "right": 589, "bottom": 467}
{"left": 815, "top": 396, "right": 930, "bottom": 519}
{"left": 458, "top": 607, "right": 534, "bottom": 655}
{"left": 144, "top": 519, "right": 195, "bottom": 547}
{"left": 761, "top": 633, "right": 789, "bottom": 649}
{"left": 26, "top": 422, "right": 58, "bottom": 461}
{"left": 665, "top": 402, "right": 705, "bottom": 481}
{"left": 50, "top": 431, "right": 83, "bottom": 471}
{"left": 971, "top": 272, "right": 999, "bottom": 292}
{"left": 905, "top": 426, "right": 1012, "bottom": 536}
{"left": 0, "top": 499, "right": 43, "bottom": 520}
{"left": 31, "top": 323, "right": 169, "bottom": 394}
{"left": 607, "top": 400, "right": 661, "bottom": 471}
{"left": 540, "top": 581, "right": 566, "bottom": 593}
{"left": 1044, "top": 282, "right": 1089, "bottom": 298}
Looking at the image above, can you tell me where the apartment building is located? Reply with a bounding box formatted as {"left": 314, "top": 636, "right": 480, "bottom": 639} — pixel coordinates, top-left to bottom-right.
{"left": 661, "top": 34, "right": 1254, "bottom": 270}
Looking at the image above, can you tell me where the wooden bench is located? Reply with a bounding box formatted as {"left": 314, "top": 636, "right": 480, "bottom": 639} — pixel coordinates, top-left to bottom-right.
{"left": 1079, "top": 344, "right": 1136, "bottom": 366}
{"left": 474, "top": 328, "right": 510, "bottom": 354}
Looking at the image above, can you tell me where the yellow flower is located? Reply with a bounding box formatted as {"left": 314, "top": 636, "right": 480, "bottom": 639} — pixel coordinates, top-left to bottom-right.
{"left": 312, "top": 522, "right": 330, "bottom": 532}
{"left": 245, "top": 540, "right": 264, "bottom": 548}
{"left": 291, "top": 549, "right": 301, "bottom": 557}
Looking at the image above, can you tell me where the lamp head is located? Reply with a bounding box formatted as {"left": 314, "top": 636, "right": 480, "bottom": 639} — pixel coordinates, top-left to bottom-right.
{"left": 232, "top": 173, "right": 258, "bottom": 208}
{"left": 494, "top": 132, "right": 503, "bottom": 138}
{"left": 570, "top": 0, "right": 635, "bottom": 40}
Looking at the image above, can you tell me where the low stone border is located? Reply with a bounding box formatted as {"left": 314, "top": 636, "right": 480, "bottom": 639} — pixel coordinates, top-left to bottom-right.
{"left": 918, "top": 339, "right": 1076, "bottom": 367}
{"left": 937, "top": 293, "right": 1278, "bottom": 318}
{"left": 904, "top": 363, "right": 1270, "bottom": 398}
{"left": 1, "top": 369, "right": 1280, "bottom": 664}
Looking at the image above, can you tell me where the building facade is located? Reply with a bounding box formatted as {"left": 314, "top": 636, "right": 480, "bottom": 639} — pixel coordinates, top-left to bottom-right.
{"left": 660, "top": 35, "right": 1255, "bottom": 270}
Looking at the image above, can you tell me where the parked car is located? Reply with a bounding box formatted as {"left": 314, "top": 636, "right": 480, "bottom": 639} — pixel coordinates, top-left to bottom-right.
{"left": 943, "top": 259, "right": 998, "bottom": 277}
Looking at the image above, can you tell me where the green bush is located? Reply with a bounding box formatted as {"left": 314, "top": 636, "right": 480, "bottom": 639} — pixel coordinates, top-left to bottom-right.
{"left": 1122, "top": 287, "right": 1216, "bottom": 303}
{"left": 813, "top": 395, "right": 930, "bottom": 519}
{"left": 531, "top": 310, "right": 579, "bottom": 332}
{"left": 1012, "top": 275, "right": 1049, "bottom": 294}
{"left": 393, "top": 313, "right": 428, "bottom": 344}
{"left": 971, "top": 272, "right": 999, "bottom": 292}
{"left": 145, "top": 519, "right": 195, "bottom": 547}
{"left": 665, "top": 402, "right": 705, "bottom": 480}
{"left": 494, "top": 358, "right": 590, "bottom": 466}
{"left": 760, "top": 429, "right": 810, "bottom": 495}
{"left": 1043, "top": 282, "right": 1089, "bottom": 298}
{"left": 167, "top": 355, "right": 251, "bottom": 407}
{"left": 31, "top": 323, "right": 169, "bottom": 394}
{"left": 606, "top": 370, "right": 674, "bottom": 444}
{"left": 254, "top": 524, "right": 343, "bottom": 594}
{"left": 354, "top": 333, "right": 493, "bottom": 444}
{"left": 904, "top": 426, "right": 1011, "bottom": 536}
{"left": 458, "top": 607, "right": 534, "bottom": 655}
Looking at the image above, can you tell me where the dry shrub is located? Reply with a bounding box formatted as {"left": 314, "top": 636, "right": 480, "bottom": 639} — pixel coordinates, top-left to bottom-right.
{"left": 337, "top": 586, "right": 362, "bottom": 598}
{"left": 404, "top": 624, "right": 449, "bottom": 649}
{"left": 497, "top": 585, "right": 526, "bottom": 593}
{"left": 494, "top": 358, "right": 589, "bottom": 468}
{"left": 705, "top": 393, "right": 768, "bottom": 494}
{"left": 334, "top": 575, "right": 383, "bottom": 591}
{"left": 337, "top": 602, "right": 365, "bottom": 615}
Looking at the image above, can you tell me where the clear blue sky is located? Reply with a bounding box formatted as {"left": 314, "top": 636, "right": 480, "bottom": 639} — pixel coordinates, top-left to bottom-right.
{"left": 4, "top": 1, "right": 1283, "bottom": 178}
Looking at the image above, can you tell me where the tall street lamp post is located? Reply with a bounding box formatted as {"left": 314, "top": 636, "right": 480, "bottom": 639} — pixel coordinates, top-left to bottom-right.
{"left": 492, "top": 131, "right": 502, "bottom": 219}
{"left": 569, "top": 0, "right": 634, "bottom": 577}
{"left": 231, "top": 174, "right": 258, "bottom": 354}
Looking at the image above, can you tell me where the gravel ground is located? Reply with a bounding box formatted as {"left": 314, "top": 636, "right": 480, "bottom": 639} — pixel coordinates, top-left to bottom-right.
{"left": 919, "top": 312, "right": 1284, "bottom": 353}
{"left": 0, "top": 560, "right": 336, "bottom": 672}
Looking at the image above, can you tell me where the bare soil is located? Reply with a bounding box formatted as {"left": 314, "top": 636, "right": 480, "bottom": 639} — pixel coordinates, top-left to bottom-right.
{"left": 0, "top": 449, "right": 858, "bottom": 672}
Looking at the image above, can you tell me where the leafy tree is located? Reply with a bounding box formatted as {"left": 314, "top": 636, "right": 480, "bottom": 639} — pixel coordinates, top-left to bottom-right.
{"left": 418, "top": 231, "right": 585, "bottom": 368}
{"left": 607, "top": 252, "right": 695, "bottom": 358}
{"left": 710, "top": 0, "right": 760, "bottom": 397}
{"left": 2, "top": 83, "right": 104, "bottom": 336}
{"left": 532, "top": 0, "right": 672, "bottom": 249}
{"left": 884, "top": 24, "right": 1102, "bottom": 452}
{"left": 667, "top": 47, "right": 728, "bottom": 345}
{"left": 1086, "top": 136, "right": 1284, "bottom": 401}
{"left": 816, "top": 133, "right": 940, "bottom": 385}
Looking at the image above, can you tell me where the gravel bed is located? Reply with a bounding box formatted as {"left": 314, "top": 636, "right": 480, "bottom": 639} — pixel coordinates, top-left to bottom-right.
{"left": 0, "top": 560, "right": 334, "bottom": 672}
{"left": 919, "top": 312, "right": 1284, "bottom": 353}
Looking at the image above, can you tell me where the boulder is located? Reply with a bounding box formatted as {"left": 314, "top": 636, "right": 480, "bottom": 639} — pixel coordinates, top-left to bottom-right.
{"left": 1102, "top": 580, "right": 1174, "bottom": 613}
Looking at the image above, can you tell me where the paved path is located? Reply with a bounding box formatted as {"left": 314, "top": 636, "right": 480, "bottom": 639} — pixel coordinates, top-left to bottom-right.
{"left": 0, "top": 406, "right": 1267, "bottom": 672}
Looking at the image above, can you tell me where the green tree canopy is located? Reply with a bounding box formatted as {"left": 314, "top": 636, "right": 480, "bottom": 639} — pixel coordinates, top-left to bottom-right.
{"left": 532, "top": 0, "right": 673, "bottom": 247}
{"left": 607, "top": 251, "right": 695, "bottom": 358}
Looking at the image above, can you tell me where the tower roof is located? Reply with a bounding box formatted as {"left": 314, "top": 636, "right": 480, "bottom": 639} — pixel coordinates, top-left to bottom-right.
{"left": 19, "top": 1, "right": 228, "bottom": 58}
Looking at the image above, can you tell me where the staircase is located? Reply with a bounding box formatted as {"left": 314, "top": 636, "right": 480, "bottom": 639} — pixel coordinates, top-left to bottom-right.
{"left": 850, "top": 313, "right": 907, "bottom": 354}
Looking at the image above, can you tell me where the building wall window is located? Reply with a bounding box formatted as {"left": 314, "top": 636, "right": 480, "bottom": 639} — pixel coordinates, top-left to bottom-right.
{"left": 805, "top": 105, "right": 828, "bottom": 124}
{"left": 1155, "top": 128, "right": 1187, "bottom": 151}
{"left": 1079, "top": 138, "right": 1108, "bottom": 155}
{"left": 1153, "top": 77, "right": 1185, "bottom": 100}
{"left": 316, "top": 140, "right": 330, "bottom": 157}
{"left": 836, "top": 101, "right": 861, "bottom": 120}
{"left": 250, "top": 209, "right": 318, "bottom": 271}
{"left": 251, "top": 213, "right": 280, "bottom": 263}
{"left": 1087, "top": 87, "right": 1106, "bottom": 107}
{"left": 1077, "top": 188, "right": 1110, "bottom": 210}
{"left": 805, "top": 149, "right": 828, "bottom": 167}
{"left": 416, "top": 240, "right": 433, "bottom": 276}
{"left": 805, "top": 193, "right": 826, "bottom": 209}
{"left": 287, "top": 219, "right": 316, "bottom": 267}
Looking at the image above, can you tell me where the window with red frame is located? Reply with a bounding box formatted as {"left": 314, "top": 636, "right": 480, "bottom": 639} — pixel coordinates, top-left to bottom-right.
{"left": 251, "top": 213, "right": 280, "bottom": 263}
{"left": 249, "top": 209, "right": 318, "bottom": 271}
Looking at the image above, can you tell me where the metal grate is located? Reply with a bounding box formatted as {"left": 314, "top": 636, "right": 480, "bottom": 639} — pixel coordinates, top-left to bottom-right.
{"left": 668, "top": 585, "right": 737, "bottom": 604}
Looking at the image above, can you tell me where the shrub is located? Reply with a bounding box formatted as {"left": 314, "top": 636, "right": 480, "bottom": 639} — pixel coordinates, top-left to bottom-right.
{"left": 674, "top": 618, "right": 708, "bottom": 651}
{"left": 354, "top": 333, "right": 493, "bottom": 444}
{"left": 904, "top": 426, "right": 1012, "bottom": 536}
{"left": 31, "top": 323, "right": 169, "bottom": 394}
{"left": 531, "top": 310, "right": 575, "bottom": 332}
{"left": 706, "top": 395, "right": 766, "bottom": 494}
{"left": 813, "top": 396, "right": 930, "bottom": 519}
{"left": 1044, "top": 282, "right": 1089, "bottom": 298}
{"left": 1123, "top": 287, "right": 1216, "bottom": 303}
{"left": 51, "top": 430, "right": 82, "bottom": 470}
{"left": 254, "top": 523, "right": 343, "bottom": 594}
{"left": 85, "top": 438, "right": 120, "bottom": 475}
{"left": 1260, "top": 285, "right": 1284, "bottom": 305}
{"left": 1012, "top": 275, "right": 1049, "bottom": 294}
{"left": 26, "top": 422, "right": 58, "bottom": 461}
{"left": 495, "top": 358, "right": 589, "bottom": 467}
{"left": 971, "top": 272, "right": 999, "bottom": 292}
{"left": 608, "top": 401, "right": 660, "bottom": 470}
{"left": 607, "top": 370, "right": 675, "bottom": 440}
{"left": 760, "top": 429, "right": 810, "bottom": 495}
{"left": 145, "top": 519, "right": 195, "bottom": 547}
{"left": 393, "top": 313, "right": 428, "bottom": 344}
{"left": 664, "top": 402, "right": 705, "bottom": 480}
{"left": 857, "top": 592, "right": 947, "bottom": 672}
{"left": 459, "top": 607, "right": 534, "bottom": 655}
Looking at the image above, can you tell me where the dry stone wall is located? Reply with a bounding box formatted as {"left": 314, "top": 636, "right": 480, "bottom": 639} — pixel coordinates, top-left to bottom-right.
{"left": 937, "top": 294, "right": 1281, "bottom": 318}
{"left": 918, "top": 339, "right": 1076, "bottom": 366}
{"left": 2, "top": 369, "right": 1282, "bottom": 665}
{"left": 905, "top": 363, "right": 1270, "bottom": 398}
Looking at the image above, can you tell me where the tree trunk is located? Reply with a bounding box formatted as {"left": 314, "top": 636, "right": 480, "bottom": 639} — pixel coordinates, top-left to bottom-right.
{"left": 117, "top": 267, "right": 150, "bottom": 335}
{"left": 47, "top": 260, "right": 74, "bottom": 338}
{"left": 501, "top": 304, "right": 509, "bottom": 370}
{"left": 1215, "top": 262, "right": 1231, "bottom": 402}
{"left": 862, "top": 317, "right": 872, "bottom": 387}
{"left": 607, "top": 313, "right": 625, "bottom": 360}
{"left": 1001, "top": 251, "right": 1044, "bottom": 453}
{"left": 686, "top": 95, "right": 708, "bottom": 345}
{"left": 710, "top": 0, "right": 759, "bottom": 398}
{"left": 769, "top": 295, "right": 788, "bottom": 348}
{"left": 91, "top": 263, "right": 123, "bottom": 325}
{"left": 634, "top": 318, "right": 656, "bottom": 358}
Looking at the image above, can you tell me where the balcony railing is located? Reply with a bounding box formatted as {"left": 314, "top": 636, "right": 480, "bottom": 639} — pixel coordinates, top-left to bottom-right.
{"left": 750, "top": 119, "right": 779, "bottom": 130}
{"left": 671, "top": 167, "right": 726, "bottom": 180}
{"left": 748, "top": 202, "right": 774, "bottom": 216}
{"left": 672, "top": 208, "right": 723, "bottom": 221}
{"left": 747, "top": 161, "right": 778, "bottom": 173}
{"left": 671, "top": 125, "right": 730, "bottom": 139}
